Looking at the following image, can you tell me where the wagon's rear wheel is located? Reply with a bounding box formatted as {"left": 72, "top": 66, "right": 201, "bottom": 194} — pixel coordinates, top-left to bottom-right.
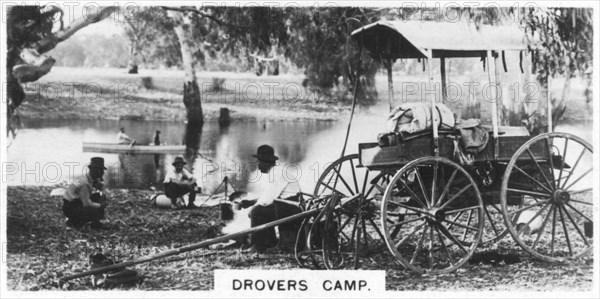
{"left": 501, "top": 132, "right": 593, "bottom": 262}
{"left": 480, "top": 202, "right": 510, "bottom": 244}
{"left": 381, "top": 157, "right": 484, "bottom": 274}
{"left": 314, "top": 154, "right": 391, "bottom": 269}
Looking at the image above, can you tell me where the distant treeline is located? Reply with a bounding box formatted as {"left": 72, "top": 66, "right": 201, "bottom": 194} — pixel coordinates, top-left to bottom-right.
{"left": 50, "top": 32, "right": 300, "bottom": 73}
{"left": 51, "top": 33, "right": 130, "bottom": 68}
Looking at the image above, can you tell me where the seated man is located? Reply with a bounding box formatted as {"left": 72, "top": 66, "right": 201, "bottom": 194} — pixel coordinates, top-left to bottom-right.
{"left": 63, "top": 157, "right": 108, "bottom": 229}
{"left": 245, "top": 145, "right": 304, "bottom": 254}
{"left": 163, "top": 156, "right": 198, "bottom": 209}
{"left": 117, "top": 127, "right": 135, "bottom": 145}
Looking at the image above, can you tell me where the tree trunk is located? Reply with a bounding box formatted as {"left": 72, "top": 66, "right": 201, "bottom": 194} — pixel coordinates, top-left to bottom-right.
{"left": 126, "top": 20, "right": 140, "bottom": 74}
{"left": 127, "top": 39, "right": 139, "bottom": 74}
{"left": 168, "top": 10, "right": 204, "bottom": 125}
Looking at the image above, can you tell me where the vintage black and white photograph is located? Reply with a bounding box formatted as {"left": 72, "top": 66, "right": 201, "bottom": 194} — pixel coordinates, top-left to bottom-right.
{"left": 1, "top": 1, "right": 598, "bottom": 296}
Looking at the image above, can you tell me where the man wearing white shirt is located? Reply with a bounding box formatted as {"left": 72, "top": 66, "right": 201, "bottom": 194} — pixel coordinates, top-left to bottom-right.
{"left": 62, "top": 157, "right": 108, "bottom": 229}
{"left": 245, "top": 145, "right": 303, "bottom": 254}
{"left": 117, "top": 127, "right": 135, "bottom": 145}
{"left": 163, "top": 156, "right": 198, "bottom": 209}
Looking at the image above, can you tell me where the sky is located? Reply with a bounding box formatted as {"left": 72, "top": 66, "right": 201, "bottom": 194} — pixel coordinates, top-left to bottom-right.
{"left": 53, "top": 3, "right": 126, "bottom": 37}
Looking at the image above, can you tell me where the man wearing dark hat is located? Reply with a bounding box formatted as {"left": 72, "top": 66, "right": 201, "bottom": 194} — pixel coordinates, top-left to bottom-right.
{"left": 163, "top": 157, "right": 198, "bottom": 209}
{"left": 63, "top": 157, "right": 108, "bottom": 229}
{"left": 244, "top": 144, "right": 304, "bottom": 254}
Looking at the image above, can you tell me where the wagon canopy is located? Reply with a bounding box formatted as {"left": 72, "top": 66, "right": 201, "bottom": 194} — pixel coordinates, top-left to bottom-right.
{"left": 351, "top": 20, "right": 537, "bottom": 59}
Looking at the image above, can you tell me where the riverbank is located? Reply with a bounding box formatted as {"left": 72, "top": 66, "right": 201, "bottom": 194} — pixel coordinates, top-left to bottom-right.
{"left": 16, "top": 67, "right": 592, "bottom": 122}
{"left": 6, "top": 186, "right": 594, "bottom": 291}
{"left": 17, "top": 67, "right": 350, "bottom": 122}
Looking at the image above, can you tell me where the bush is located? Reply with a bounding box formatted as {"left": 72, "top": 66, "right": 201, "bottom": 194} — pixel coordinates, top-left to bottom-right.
{"left": 210, "top": 77, "right": 226, "bottom": 92}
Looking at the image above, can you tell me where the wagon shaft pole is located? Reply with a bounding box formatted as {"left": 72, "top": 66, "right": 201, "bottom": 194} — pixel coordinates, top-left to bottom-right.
{"left": 58, "top": 194, "right": 361, "bottom": 283}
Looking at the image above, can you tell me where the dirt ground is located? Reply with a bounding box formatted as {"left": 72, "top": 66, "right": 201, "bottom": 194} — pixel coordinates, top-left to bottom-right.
{"left": 5, "top": 186, "right": 595, "bottom": 291}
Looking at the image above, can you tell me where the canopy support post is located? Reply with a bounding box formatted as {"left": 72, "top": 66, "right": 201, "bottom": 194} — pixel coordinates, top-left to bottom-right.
{"left": 547, "top": 76, "right": 553, "bottom": 132}
{"left": 486, "top": 50, "right": 499, "bottom": 159}
{"left": 440, "top": 57, "right": 447, "bottom": 102}
{"left": 386, "top": 58, "right": 394, "bottom": 112}
{"left": 427, "top": 50, "right": 439, "bottom": 155}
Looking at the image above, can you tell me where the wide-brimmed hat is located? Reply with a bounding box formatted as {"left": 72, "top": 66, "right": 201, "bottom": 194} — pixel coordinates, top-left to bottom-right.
{"left": 89, "top": 157, "right": 107, "bottom": 170}
{"left": 252, "top": 145, "right": 279, "bottom": 162}
{"left": 172, "top": 156, "right": 186, "bottom": 166}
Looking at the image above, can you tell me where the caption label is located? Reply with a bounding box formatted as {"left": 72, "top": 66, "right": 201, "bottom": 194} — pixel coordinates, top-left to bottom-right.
{"left": 214, "top": 269, "right": 385, "bottom": 297}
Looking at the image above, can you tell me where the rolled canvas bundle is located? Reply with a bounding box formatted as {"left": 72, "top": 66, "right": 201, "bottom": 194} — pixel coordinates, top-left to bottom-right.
{"left": 386, "top": 102, "right": 455, "bottom": 134}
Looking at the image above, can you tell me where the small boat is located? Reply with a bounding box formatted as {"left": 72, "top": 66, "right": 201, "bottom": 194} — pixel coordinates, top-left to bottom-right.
{"left": 83, "top": 142, "right": 187, "bottom": 154}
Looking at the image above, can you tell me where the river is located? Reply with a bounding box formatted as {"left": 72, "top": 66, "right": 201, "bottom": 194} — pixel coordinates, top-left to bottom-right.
{"left": 5, "top": 117, "right": 592, "bottom": 195}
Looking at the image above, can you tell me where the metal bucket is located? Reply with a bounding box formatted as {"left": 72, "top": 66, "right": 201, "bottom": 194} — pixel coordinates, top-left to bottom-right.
{"left": 220, "top": 202, "right": 234, "bottom": 221}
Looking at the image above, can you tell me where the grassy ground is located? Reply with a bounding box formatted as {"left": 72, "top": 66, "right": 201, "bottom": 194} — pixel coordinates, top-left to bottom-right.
{"left": 6, "top": 186, "right": 594, "bottom": 291}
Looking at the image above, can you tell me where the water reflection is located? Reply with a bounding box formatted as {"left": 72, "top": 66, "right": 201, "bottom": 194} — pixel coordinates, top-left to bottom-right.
{"left": 7, "top": 119, "right": 337, "bottom": 193}
{"left": 7, "top": 118, "right": 590, "bottom": 195}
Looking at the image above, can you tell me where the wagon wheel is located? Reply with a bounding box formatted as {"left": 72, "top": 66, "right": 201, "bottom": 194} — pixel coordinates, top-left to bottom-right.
{"left": 480, "top": 202, "right": 510, "bottom": 245}
{"left": 295, "top": 196, "right": 329, "bottom": 269}
{"left": 321, "top": 194, "right": 346, "bottom": 269}
{"left": 381, "top": 157, "right": 485, "bottom": 274}
{"left": 501, "top": 132, "right": 593, "bottom": 262}
{"left": 314, "top": 154, "right": 391, "bottom": 269}
{"left": 294, "top": 218, "right": 320, "bottom": 268}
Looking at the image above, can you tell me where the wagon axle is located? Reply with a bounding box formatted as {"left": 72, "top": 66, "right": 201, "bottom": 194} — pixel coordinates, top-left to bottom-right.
{"left": 550, "top": 189, "right": 570, "bottom": 205}
{"left": 424, "top": 208, "right": 446, "bottom": 222}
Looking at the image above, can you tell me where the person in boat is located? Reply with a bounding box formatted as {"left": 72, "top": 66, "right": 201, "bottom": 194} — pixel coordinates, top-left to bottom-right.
{"left": 62, "top": 157, "right": 108, "bottom": 230}
{"left": 163, "top": 157, "right": 198, "bottom": 209}
{"left": 243, "top": 144, "right": 304, "bottom": 254}
{"left": 154, "top": 129, "right": 161, "bottom": 145}
{"left": 117, "top": 127, "right": 135, "bottom": 145}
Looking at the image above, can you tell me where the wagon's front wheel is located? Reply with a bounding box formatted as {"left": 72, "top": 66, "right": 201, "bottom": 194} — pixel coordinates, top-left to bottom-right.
{"left": 381, "top": 157, "right": 484, "bottom": 274}
{"left": 314, "top": 154, "right": 390, "bottom": 269}
{"left": 501, "top": 132, "right": 593, "bottom": 262}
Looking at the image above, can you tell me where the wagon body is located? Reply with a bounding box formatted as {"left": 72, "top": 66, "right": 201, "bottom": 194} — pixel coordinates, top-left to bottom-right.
{"left": 304, "top": 20, "right": 594, "bottom": 273}
{"left": 359, "top": 131, "right": 540, "bottom": 170}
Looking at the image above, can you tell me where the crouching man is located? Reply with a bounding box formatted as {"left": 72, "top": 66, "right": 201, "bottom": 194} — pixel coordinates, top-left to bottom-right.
{"left": 244, "top": 145, "right": 304, "bottom": 254}
{"left": 163, "top": 156, "right": 198, "bottom": 209}
{"left": 63, "top": 157, "right": 108, "bottom": 230}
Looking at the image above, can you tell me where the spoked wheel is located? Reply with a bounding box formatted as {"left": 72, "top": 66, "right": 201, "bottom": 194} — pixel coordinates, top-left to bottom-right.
{"left": 381, "top": 157, "right": 485, "bottom": 274}
{"left": 314, "top": 154, "right": 391, "bottom": 269}
{"left": 321, "top": 195, "right": 346, "bottom": 269}
{"left": 480, "top": 201, "right": 510, "bottom": 245}
{"left": 295, "top": 196, "right": 329, "bottom": 269}
{"left": 501, "top": 132, "right": 593, "bottom": 262}
{"left": 295, "top": 218, "right": 321, "bottom": 268}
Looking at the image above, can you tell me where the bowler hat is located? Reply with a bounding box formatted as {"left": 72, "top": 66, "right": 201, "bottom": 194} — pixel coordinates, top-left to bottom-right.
{"left": 252, "top": 145, "right": 279, "bottom": 162}
{"left": 89, "top": 157, "right": 107, "bottom": 170}
{"left": 172, "top": 156, "right": 186, "bottom": 166}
